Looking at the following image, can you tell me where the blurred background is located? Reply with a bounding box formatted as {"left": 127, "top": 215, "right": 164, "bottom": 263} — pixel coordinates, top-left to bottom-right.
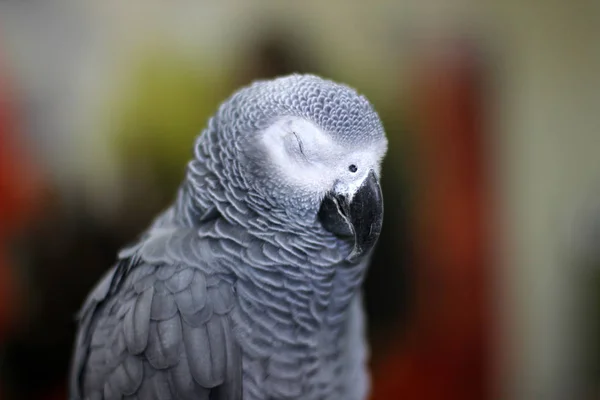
{"left": 0, "top": 1, "right": 599, "bottom": 399}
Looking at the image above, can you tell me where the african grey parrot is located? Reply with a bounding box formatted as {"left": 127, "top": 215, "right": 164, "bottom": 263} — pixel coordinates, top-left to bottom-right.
{"left": 69, "top": 74, "right": 388, "bottom": 400}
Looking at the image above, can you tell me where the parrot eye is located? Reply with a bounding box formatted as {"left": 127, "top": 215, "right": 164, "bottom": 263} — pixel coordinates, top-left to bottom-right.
{"left": 348, "top": 164, "right": 358, "bottom": 173}
{"left": 292, "top": 131, "right": 307, "bottom": 158}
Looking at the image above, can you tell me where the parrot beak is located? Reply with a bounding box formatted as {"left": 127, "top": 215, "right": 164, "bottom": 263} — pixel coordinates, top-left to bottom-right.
{"left": 318, "top": 170, "right": 384, "bottom": 262}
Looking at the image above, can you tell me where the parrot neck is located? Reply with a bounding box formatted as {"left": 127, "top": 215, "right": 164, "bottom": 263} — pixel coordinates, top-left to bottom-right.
{"left": 158, "top": 177, "right": 369, "bottom": 378}
{"left": 174, "top": 175, "right": 363, "bottom": 291}
{"left": 165, "top": 155, "right": 368, "bottom": 330}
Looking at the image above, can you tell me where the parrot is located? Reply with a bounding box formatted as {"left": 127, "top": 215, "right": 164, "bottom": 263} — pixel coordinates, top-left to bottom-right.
{"left": 69, "top": 74, "right": 388, "bottom": 400}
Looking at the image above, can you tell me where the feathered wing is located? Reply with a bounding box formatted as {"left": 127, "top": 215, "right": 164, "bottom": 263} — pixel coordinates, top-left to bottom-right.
{"left": 69, "top": 228, "right": 242, "bottom": 400}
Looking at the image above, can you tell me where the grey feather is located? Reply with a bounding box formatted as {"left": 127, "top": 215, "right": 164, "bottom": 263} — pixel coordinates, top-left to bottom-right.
{"left": 70, "top": 74, "right": 386, "bottom": 400}
{"left": 70, "top": 229, "right": 241, "bottom": 400}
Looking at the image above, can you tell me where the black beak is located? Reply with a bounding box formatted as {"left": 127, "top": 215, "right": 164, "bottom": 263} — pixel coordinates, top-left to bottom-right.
{"left": 318, "top": 170, "right": 384, "bottom": 262}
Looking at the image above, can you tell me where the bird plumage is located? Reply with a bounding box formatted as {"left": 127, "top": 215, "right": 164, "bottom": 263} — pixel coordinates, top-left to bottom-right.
{"left": 70, "top": 74, "right": 386, "bottom": 400}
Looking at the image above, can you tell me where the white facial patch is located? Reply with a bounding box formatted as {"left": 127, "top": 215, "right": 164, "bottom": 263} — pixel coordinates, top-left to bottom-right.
{"left": 333, "top": 168, "right": 370, "bottom": 200}
{"left": 260, "top": 117, "right": 338, "bottom": 192}
{"left": 259, "top": 116, "right": 386, "bottom": 199}
{"left": 333, "top": 146, "right": 384, "bottom": 200}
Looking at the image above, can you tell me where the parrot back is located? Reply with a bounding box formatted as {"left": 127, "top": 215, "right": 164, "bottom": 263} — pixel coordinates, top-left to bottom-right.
{"left": 69, "top": 228, "right": 242, "bottom": 400}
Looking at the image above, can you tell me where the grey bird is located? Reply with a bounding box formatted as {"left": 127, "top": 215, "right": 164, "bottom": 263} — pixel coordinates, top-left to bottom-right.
{"left": 69, "top": 74, "right": 388, "bottom": 400}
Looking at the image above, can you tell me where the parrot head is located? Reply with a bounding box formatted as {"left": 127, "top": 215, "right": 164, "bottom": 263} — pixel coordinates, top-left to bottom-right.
{"left": 194, "top": 74, "right": 387, "bottom": 261}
